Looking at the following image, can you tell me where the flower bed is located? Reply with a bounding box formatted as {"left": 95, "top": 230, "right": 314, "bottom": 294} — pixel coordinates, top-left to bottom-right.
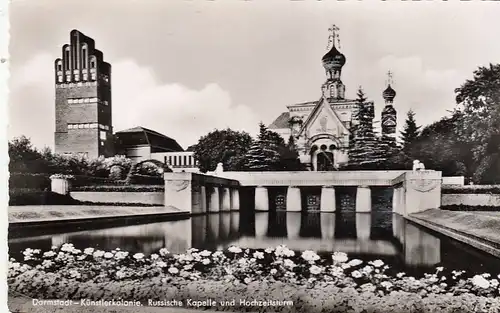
{"left": 72, "top": 185, "right": 164, "bottom": 192}
{"left": 9, "top": 245, "right": 500, "bottom": 313}
{"left": 442, "top": 185, "right": 500, "bottom": 194}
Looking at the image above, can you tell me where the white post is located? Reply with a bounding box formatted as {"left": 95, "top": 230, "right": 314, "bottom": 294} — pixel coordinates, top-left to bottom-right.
{"left": 255, "top": 186, "right": 269, "bottom": 211}
{"left": 230, "top": 188, "right": 240, "bottom": 211}
{"left": 399, "top": 185, "right": 406, "bottom": 216}
{"left": 355, "top": 186, "right": 372, "bottom": 212}
{"left": 209, "top": 186, "right": 220, "bottom": 212}
{"left": 320, "top": 186, "right": 336, "bottom": 212}
{"left": 50, "top": 176, "right": 71, "bottom": 195}
{"left": 221, "top": 187, "right": 231, "bottom": 211}
{"left": 356, "top": 213, "right": 371, "bottom": 240}
{"left": 286, "top": 186, "right": 302, "bottom": 212}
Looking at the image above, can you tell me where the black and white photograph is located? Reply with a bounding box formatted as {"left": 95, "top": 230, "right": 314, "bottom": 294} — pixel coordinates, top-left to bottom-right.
{"left": 4, "top": 0, "right": 500, "bottom": 312}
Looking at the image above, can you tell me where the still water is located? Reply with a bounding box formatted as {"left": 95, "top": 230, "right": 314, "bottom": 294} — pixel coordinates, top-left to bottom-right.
{"left": 8, "top": 210, "right": 500, "bottom": 276}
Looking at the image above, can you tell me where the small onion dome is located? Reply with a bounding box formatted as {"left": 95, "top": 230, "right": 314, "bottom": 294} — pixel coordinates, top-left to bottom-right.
{"left": 322, "top": 45, "right": 346, "bottom": 71}
{"left": 383, "top": 84, "right": 396, "bottom": 102}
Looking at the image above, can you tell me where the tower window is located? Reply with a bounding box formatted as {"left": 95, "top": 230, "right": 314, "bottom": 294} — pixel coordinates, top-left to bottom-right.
{"left": 57, "top": 63, "right": 62, "bottom": 71}
{"left": 90, "top": 59, "right": 96, "bottom": 68}
{"left": 82, "top": 46, "right": 88, "bottom": 69}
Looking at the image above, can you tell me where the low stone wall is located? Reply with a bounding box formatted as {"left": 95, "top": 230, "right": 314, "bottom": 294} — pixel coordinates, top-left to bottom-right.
{"left": 71, "top": 191, "right": 164, "bottom": 205}
{"left": 442, "top": 194, "right": 500, "bottom": 207}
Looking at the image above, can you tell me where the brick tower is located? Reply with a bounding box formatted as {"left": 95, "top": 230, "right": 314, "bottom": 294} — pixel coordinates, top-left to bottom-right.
{"left": 54, "top": 29, "right": 113, "bottom": 158}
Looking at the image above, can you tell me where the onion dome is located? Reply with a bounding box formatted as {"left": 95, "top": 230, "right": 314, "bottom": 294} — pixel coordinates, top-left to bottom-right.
{"left": 322, "top": 45, "right": 346, "bottom": 72}
{"left": 383, "top": 84, "right": 396, "bottom": 102}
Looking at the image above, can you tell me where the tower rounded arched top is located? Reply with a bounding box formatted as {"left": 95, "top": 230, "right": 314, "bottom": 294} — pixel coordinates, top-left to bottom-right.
{"left": 322, "top": 45, "right": 346, "bottom": 71}
{"left": 383, "top": 84, "right": 396, "bottom": 102}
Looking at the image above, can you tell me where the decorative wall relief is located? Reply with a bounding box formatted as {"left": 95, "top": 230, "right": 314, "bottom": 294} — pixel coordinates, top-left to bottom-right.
{"left": 408, "top": 179, "right": 440, "bottom": 192}
{"left": 165, "top": 180, "right": 190, "bottom": 192}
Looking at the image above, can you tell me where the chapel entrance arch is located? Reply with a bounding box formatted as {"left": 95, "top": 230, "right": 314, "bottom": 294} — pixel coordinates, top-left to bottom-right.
{"left": 308, "top": 134, "right": 341, "bottom": 171}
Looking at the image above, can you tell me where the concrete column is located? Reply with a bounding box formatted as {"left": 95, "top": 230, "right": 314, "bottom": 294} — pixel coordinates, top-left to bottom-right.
{"left": 230, "top": 188, "right": 240, "bottom": 211}
{"left": 255, "top": 186, "right": 269, "bottom": 211}
{"left": 320, "top": 213, "right": 336, "bottom": 239}
{"left": 286, "top": 212, "right": 301, "bottom": 239}
{"left": 255, "top": 212, "right": 268, "bottom": 238}
{"left": 164, "top": 174, "right": 193, "bottom": 212}
{"left": 356, "top": 213, "right": 371, "bottom": 240}
{"left": 355, "top": 186, "right": 372, "bottom": 212}
{"left": 209, "top": 186, "right": 220, "bottom": 212}
{"left": 200, "top": 186, "right": 207, "bottom": 213}
{"left": 286, "top": 186, "right": 302, "bottom": 212}
{"left": 398, "top": 186, "right": 406, "bottom": 216}
{"left": 320, "top": 186, "right": 336, "bottom": 212}
{"left": 221, "top": 187, "right": 231, "bottom": 211}
{"left": 392, "top": 187, "right": 400, "bottom": 214}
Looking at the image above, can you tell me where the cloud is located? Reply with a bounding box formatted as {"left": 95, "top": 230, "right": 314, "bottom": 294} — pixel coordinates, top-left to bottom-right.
{"left": 8, "top": 55, "right": 261, "bottom": 150}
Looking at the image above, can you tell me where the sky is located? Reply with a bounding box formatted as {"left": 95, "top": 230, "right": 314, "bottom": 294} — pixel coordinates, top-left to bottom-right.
{"left": 7, "top": 0, "right": 500, "bottom": 150}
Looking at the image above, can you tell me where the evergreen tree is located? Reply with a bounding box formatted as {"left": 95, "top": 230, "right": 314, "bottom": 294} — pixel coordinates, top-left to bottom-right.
{"left": 347, "top": 87, "right": 384, "bottom": 169}
{"left": 400, "top": 109, "right": 421, "bottom": 151}
{"left": 244, "top": 123, "right": 281, "bottom": 171}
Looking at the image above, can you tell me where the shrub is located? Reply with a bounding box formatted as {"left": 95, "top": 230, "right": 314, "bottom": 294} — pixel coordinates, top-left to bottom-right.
{"left": 442, "top": 205, "right": 500, "bottom": 212}
{"left": 8, "top": 189, "right": 79, "bottom": 206}
{"left": 71, "top": 175, "right": 126, "bottom": 187}
{"left": 9, "top": 173, "right": 50, "bottom": 190}
{"left": 442, "top": 185, "right": 500, "bottom": 194}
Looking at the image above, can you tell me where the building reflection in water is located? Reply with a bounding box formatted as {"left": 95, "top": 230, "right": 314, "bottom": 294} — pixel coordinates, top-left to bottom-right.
{"left": 9, "top": 210, "right": 448, "bottom": 270}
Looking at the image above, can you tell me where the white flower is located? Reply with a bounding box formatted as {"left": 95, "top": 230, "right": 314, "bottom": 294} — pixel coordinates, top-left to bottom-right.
{"left": 265, "top": 247, "right": 274, "bottom": 253}
{"left": 360, "top": 283, "right": 376, "bottom": 293}
{"left": 244, "top": 277, "right": 252, "bottom": 284}
{"left": 347, "top": 259, "right": 363, "bottom": 267}
{"left": 436, "top": 266, "right": 444, "bottom": 272}
{"left": 253, "top": 251, "right": 264, "bottom": 259}
{"left": 351, "top": 270, "right": 362, "bottom": 278}
{"left": 381, "top": 281, "right": 393, "bottom": 289}
{"left": 202, "top": 258, "right": 211, "bottom": 265}
{"left": 301, "top": 250, "right": 320, "bottom": 262}
{"left": 332, "top": 252, "right": 348, "bottom": 263}
{"left": 156, "top": 261, "right": 167, "bottom": 268}
{"left": 213, "top": 251, "right": 224, "bottom": 258}
{"left": 114, "top": 251, "right": 129, "bottom": 260}
{"left": 187, "top": 248, "right": 199, "bottom": 253}
{"left": 270, "top": 269, "right": 278, "bottom": 275}
{"left": 482, "top": 273, "right": 491, "bottom": 278}
{"left": 200, "top": 250, "right": 211, "bottom": 257}
{"left": 370, "top": 260, "right": 384, "bottom": 268}
{"left": 310, "top": 265, "right": 322, "bottom": 275}
{"left": 472, "top": 275, "right": 490, "bottom": 289}
{"left": 150, "top": 254, "right": 159, "bottom": 260}
{"left": 330, "top": 266, "right": 344, "bottom": 278}
{"left": 184, "top": 264, "right": 193, "bottom": 270}
{"left": 490, "top": 279, "right": 499, "bottom": 288}
{"left": 115, "top": 271, "right": 126, "bottom": 279}
{"left": 93, "top": 250, "right": 104, "bottom": 258}
{"left": 60, "top": 243, "right": 74, "bottom": 252}
{"left": 238, "top": 258, "right": 247, "bottom": 265}
{"left": 396, "top": 272, "right": 405, "bottom": 278}
{"left": 228, "top": 246, "right": 242, "bottom": 254}
{"left": 168, "top": 267, "right": 179, "bottom": 274}
{"left": 51, "top": 246, "right": 58, "bottom": 250}
{"left": 43, "top": 251, "right": 56, "bottom": 258}
{"left": 133, "top": 253, "right": 145, "bottom": 260}
{"left": 284, "top": 259, "right": 296, "bottom": 268}
{"left": 275, "top": 245, "right": 295, "bottom": 258}
{"left": 159, "top": 248, "right": 169, "bottom": 256}
{"left": 361, "top": 266, "right": 373, "bottom": 275}
{"left": 84, "top": 248, "right": 94, "bottom": 255}
{"left": 42, "top": 260, "right": 53, "bottom": 268}
{"left": 104, "top": 252, "right": 114, "bottom": 259}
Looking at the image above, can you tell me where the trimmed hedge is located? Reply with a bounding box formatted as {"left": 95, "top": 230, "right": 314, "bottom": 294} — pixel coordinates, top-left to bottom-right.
{"left": 8, "top": 189, "right": 80, "bottom": 206}
{"left": 71, "top": 175, "right": 126, "bottom": 187}
{"left": 72, "top": 185, "right": 164, "bottom": 192}
{"left": 441, "top": 205, "right": 500, "bottom": 212}
{"left": 9, "top": 173, "right": 50, "bottom": 190}
{"left": 442, "top": 185, "right": 500, "bottom": 194}
{"left": 125, "top": 174, "right": 163, "bottom": 186}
